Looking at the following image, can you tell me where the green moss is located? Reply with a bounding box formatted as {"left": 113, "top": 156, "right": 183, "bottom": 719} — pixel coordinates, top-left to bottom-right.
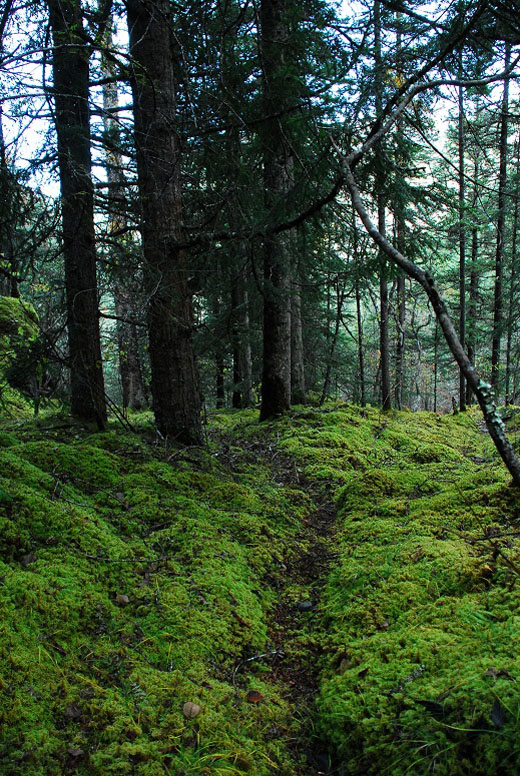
{"left": 272, "top": 404, "right": 520, "bottom": 775}
{"left": 0, "top": 418, "right": 307, "bottom": 775}
{"left": 2, "top": 403, "right": 520, "bottom": 775}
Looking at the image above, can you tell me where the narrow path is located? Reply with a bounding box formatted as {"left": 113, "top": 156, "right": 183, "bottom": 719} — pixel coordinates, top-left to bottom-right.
{"left": 262, "top": 453, "right": 341, "bottom": 775}
{"left": 214, "top": 431, "right": 342, "bottom": 774}
{"left": 269, "top": 490, "right": 339, "bottom": 774}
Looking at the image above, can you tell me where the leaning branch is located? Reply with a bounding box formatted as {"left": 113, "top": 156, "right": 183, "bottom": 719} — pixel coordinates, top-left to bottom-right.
{"left": 332, "top": 139, "right": 520, "bottom": 488}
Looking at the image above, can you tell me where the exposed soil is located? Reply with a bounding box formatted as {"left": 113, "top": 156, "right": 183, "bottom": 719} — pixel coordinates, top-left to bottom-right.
{"left": 268, "top": 490, "right": 340, "bottom": 776}
{"left": 212, "top": 429, "right": 344, "bottom": 774}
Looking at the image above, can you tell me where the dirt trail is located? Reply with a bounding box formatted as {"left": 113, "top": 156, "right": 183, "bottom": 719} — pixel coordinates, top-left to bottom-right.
{"left": 214, "top": 433, "right": 342, "bottom": 774}
{"left": 271, "top": 493, "right": 339, "bottom": 774}
{"left": 264, "top": 453, "right": 341, "bottom": 775}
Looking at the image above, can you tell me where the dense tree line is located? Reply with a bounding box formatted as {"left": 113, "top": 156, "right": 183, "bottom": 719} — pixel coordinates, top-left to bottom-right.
{"left": 0, "top": 0, "right": 520, "bottom": 473}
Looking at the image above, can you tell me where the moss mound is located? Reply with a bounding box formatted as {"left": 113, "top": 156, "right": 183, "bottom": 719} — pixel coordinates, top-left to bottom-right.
{"left": 0, "top": 420, "right": 307, "bottom": 775}
{"left": 275, "top": 404, "right": 520, "bottom": 775}
{"left": 2, "top": 404, "right": 520, "bottom": 775}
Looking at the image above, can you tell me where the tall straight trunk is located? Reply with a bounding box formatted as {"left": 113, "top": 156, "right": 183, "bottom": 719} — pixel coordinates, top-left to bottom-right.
{"left": 393, "top": 15, "right": 405, "bottom": 410}
{"left": 379, "top": 237, "right": 391, "bottom": 410}
{"left": 374, "top": 0, "right": 391, "bottom": 411}
{"left": 490, "top": 44, "right": 511, "bottom": 396}
{"left": 290, "top": 257, "right": 306, "bottom": 404}
{"left": 259, "top": 0, "right": 293, "bottom": 420}
{"left": 320, "top": 277, "right": 346, "bottom": 405}
{"left": 216, "top": 351, "right": 225, "bottom": 409}
{"left": 394, "top": 273, "right": 405, "bottom": 408}
{"left": 355, "top": 276, "right": 366, "bottom": 407}
{"left": 466, "top": 157, "right": 479, "bottom": 406}
{"left": 101, "top": 12, "right": 146, "bottom": 411}
{"left": 433, "top": 321, "right": 438, "bottom": 413}
{"left": 127, "top": 0, "right": 201, "bottom": 444}
{"left": 0, "top": 104, "right": 18, "bottom": 297}
{"left": 231, "top": 258, "right": 254, "bottom": 408}
{"left": 0, "top": 1, "right": 18, "bottom": 298}
{"left": 505, "top": 135, "right": 520, "bottom": 405}
{"left": 353, "top": 217, "right": 366, "bottom": 407}
{"left": 48, "top": 0, "right": 106, "bottom": 427}
{"left": 458, "top": 73, "right": 467, "bottom": 411}
{"left": 113, "top": 285, "right": 147, "bottom": 410}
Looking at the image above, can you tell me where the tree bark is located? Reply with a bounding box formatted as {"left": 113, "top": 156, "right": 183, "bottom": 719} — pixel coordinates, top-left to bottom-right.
{"left": 394, "top": 272, "right": 405, "bottom": 408}
{"left": 231, "top": 258, "right": 254, "bottom": 408}
{"left": 290, "top": 260, "right": 306, "bottom": 404}
{"left": 374, "top": 0, "right": 391, "bottom": 412}
{"left": 101, "top": 11, "right": 146, "bottom": 411}
{"left": 127, "top": 0, "right": 202, "bottom": 443}
{"left": 259, "top": 0, "right": 293, "bottom": 420}
{"left": 466, "top": 156, "right": 480, "bottom": 406}
{"left": 505, "top": 133, "right": 520, "bottom": 405}
{"left": 458, "top": 72, "right": 467, "bottom": 411}
{"left": 48, "top": 0, "right": 107, "bottom": 428}
{"left": 490, "top": 44, "right": 511, "bottom": 396}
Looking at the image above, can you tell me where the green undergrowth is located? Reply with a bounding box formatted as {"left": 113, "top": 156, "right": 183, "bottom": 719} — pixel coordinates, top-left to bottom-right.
{"left": 3, "top": 404, "right": 520, "bottom": 775}
{"left": 266, "top": 403, "right": 520, "bottom": 775}
{"left": 0, "top": 414, "right": 312, "bottom": 775}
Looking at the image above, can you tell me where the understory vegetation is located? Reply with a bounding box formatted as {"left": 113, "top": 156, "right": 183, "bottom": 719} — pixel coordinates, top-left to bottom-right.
{"left": 1, "top": 402, "right": 520, "bottom": 775}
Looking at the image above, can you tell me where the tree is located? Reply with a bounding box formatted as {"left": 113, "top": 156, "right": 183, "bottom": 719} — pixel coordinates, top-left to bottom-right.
{"left": 127, "top": 0, "right": 202, "bottom": 443}
{"left": 47, "top": 0, "right": 107, "bottom": 427}
{"left": 258, "top": 0, "right": 294, "bottom": 420}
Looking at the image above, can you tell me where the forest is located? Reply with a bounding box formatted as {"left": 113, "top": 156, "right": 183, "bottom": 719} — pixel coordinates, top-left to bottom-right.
{"left": 1, "top": 0, "right": 520, "bottom": 774}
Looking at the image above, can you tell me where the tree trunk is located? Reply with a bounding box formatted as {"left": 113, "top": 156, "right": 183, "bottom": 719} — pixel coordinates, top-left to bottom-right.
{"left": 48, "top": 0, "right": 106, "bottom": 428}
{"left": 113, "top": 284, "right": 147, "bottom": 410}
{"left": 505, "top": 133, "right": 520, "bottom": 405}
{"left": 216, "top": 350, "right": 225, "bottom": 409}
{"left": 127, "top": 0, "right": 202, "bottom": 444}
{"left": 345, "top": 158, "right": 520, "bottom": 487}
{"left": 290, "top": 261, "right": 306, "bottom": 404}
{"left": 466, "top": 157, "right": 480, "bottom": 406}
{"left": 433, "top": 321, "right": 438, "bottom": 413}
{"left": 490, "top": 44, "right": 511, "bottom": 396}
{"left": 101, "top": 12, "right": 146, "bottom": 411}
{"left": 320, "top": 277, "right": 346, "bottom": 405}
{"left": 259, "top": 0, "right": 293, "bottom": 420}
{"left": 374, "top": 0, "right": 391, "bottom": 412}
{"left": 458, "top": 73, "right": 467, "bottom": 411}
{"left": 355, "top": 275, "right": 366, "bottom": 407}
{"left": 231, "top": 258, "right": 254, "bottom": 408}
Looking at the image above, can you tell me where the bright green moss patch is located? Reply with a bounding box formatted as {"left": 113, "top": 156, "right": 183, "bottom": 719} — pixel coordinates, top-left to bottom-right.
{"left": 275, "top": 404, "right": 520, "bottom": 775}
{"left": 0, "top": 418, "right": 308, "bottom": 775}
{"left": 2, "top": 403, "right": 520, "bottom": 775}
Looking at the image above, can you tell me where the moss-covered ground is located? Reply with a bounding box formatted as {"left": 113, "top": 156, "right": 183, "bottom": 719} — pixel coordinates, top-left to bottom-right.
{"left": 1, "top": 404, "right": 520, "bottom": 775}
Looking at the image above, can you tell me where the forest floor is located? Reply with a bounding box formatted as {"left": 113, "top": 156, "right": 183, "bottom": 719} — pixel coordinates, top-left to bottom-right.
{"left": 2, "top": 403, "right": 520, "bottom": 775}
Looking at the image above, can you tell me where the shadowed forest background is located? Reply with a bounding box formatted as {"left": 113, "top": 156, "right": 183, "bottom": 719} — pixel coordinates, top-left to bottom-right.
{"left": 2, "top": 1, "right": 520, "bottom": 775}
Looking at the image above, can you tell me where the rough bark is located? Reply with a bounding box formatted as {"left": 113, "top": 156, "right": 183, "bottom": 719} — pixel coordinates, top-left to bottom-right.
{"left": 466, "top": 157, "right": 480, "bottom": 406}
{"left": 101, "top": 13, "right": 146, "bottom": 411}
{"left": 375, "top": 0, "right": 391, "bottom": 412}
{"left": 490, "top": 44, "right": 511, "bottom": 396}
{"left": 355, "top": 276, "right": 366, "bottom": 407}
{"left": 458, "top": 74, "right": 467, "bottom": 411}
{"left": 394, "top": 272, "right": 405, "bottom": 408}
{"left": 259, "top": 0, "right": 293, "bottom": 420}
{"left": 127, "top": 0, "right": 202, "bottom": 443}
{"left": 505, "top": 134, "right": 520, "bottom": 405}
{"left": 48, "top": 0, "right": 107, "bottom": 427}
{"left": 344, "top": 156, "right": 520, "bottom": 487}
{"left": 231, "top": 258, "right": 254, "bottom": 409}
{"left": 290, "top": 262, "right": 306, "bottom": 404}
